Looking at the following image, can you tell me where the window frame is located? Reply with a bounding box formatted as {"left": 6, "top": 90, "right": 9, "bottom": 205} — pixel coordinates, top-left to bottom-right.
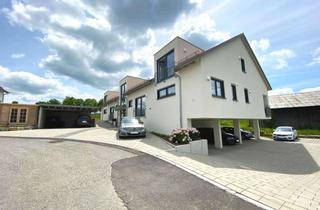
{"left": 157, "top": 50, "right": 175, "bottom": 83}
{"left": 128, "top": 100, "right": 133, "bottom": 108}
{"left": 231, "top": 84, "right": 238, "bottom": 101}
{"left": 157, "top": 84, "right": 176, "bottom": 100}
{"left": 244, "top": 88, "right": 250, "bottom": 103}
{"left": 10, "top": 108, "right": 18, "bottom": 123}
{"left": 211, "top": 77, "right": 225, "bottom": 98}
{"left": 19, "top": 109, "right": 27, "bottom": 123}
{"left": 240, "top": 58, "right": 246, "bottom": 73}
{"left": 120, "top": 83, "right": 127, "bottom": 103}
{"left": 135, "top": 95, "right": 146, "bottom": 117}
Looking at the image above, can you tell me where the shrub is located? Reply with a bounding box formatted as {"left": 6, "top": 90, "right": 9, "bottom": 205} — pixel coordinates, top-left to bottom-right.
{"left": 169, "top": 128, "right": 201, "bottom": 145}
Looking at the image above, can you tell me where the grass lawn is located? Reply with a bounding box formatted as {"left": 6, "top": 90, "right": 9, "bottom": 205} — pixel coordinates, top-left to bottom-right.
{"left": 91, "top": 113, "right": 101, "bottom": 121}
{"left": 220, "top": 120, "right": 320, "bottom": 137}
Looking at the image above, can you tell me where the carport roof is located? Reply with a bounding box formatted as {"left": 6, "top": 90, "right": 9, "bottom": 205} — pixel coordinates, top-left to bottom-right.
{"left": 269, "top": 91, "right": 320, "bottom": 109}
{"left": 38, "top": 104, "right": 99, "bottom": 112}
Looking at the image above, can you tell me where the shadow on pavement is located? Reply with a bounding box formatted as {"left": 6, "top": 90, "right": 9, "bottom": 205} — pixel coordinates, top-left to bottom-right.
{"left": 169, "top": 139, "right": 320, "bottom": 175}
{"left": 112, "top": 155, "right": 261, "bottom": 210}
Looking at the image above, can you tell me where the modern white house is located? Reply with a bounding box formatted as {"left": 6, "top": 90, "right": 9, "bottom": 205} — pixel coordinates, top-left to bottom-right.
{"left": 102, "top": 33, "right": 272, "bottom": 149}
{"left": 0, "top": 86, "right": 9, "bottom": 103}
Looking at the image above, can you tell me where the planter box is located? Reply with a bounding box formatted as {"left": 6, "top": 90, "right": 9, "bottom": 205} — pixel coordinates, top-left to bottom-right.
{"left": 175, "top": 139, "right": 208, "bottom": 156}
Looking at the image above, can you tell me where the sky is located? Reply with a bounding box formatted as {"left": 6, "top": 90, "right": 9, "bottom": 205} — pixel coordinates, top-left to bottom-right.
{"left": 0, "top": 0, "right": 319, "bottom": 103}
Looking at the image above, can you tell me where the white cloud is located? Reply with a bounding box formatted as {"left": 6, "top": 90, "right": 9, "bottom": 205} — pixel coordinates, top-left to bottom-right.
{"left": 308, "top": 47, "right": 320, "bottom": 66}
{"left": 268, "top": 87, "right": 294, "bottom": 96}
{"left": 11, "top": 53, "right": 25, "bottom": 59}
{"left": 0, "top": 65, "right": 100, "bottom": 104}
{"left": 3, "top": 0, "right": 196, "bottom": 91}
{"left": 299, "top": 86, "right": 320, "bottom": 93}
{"left": 171, "top": 13, "right": 231, "bottom": 49}
{"left": 250, "top": 38, "right": 295, "bottom": 70}
{"left": 270, "top": 49, "right": 296, "bottom": 70}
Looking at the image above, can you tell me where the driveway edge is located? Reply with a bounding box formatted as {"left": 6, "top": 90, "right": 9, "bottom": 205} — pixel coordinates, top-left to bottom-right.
{"left": 0, "top": 135, "right": 274, "bottom": 210}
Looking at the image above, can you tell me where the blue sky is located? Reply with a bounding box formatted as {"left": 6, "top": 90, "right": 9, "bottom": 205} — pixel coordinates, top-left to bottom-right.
{"left": 0, "top": 0, "right": 319, "bottom": 103}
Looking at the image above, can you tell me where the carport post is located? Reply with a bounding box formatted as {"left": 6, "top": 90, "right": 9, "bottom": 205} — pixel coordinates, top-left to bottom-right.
{"left": 213, "top": 119, "right": 223, "bottom": 149}
{"left": 37, "top": 106, "right": 43, "bottom": 129}
{"left": 252, "top": 119, "right": 260, "bottom": 140}
{"left": 233, "top": 119, "right": 242, "bottom": 144}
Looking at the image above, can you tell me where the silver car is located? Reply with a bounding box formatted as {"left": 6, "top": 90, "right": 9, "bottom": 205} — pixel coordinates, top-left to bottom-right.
{"left": 273, "top": 126, "right": 298, "bottom": 141}
{"left": 118, "top": 117, "right": 146, "bottom": 138}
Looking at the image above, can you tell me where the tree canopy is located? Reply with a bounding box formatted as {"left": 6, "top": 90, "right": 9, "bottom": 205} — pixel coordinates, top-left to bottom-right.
{"left": 36, "top": 97, "right": 103, "bottom": 108}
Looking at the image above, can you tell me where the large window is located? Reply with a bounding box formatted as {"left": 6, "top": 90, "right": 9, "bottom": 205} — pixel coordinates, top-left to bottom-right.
{"left": 211, "top": 78, "right": 225, "bottom": 98}
{"left": 19, "top": 109, "right": 27, "bottom": 123}
{"left": 157, "top": 50, "right": 175, "bottom": 82}
{"left": 157, "top": 85, "right": 175, "bottom": 99}
{"left": 120, "top": 83, "right": 127, "bottom": 102}
{"left": 231, "top": 84, "right": 237, "bottom": 101}
{"left": 10, "top": 108, "right": 18, "bottom": 123}
{"left": 135, "top": 96, "right": 146, "bottom": 117}
{"left": 240, "top": 58, "right": 246, "bottom": 73}
{"left": 244, "top": 88, "right": 250, "bottom": 103}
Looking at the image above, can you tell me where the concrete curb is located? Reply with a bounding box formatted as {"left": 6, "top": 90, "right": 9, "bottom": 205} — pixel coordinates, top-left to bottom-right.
{"left": 0, "top": 135, "right": 274, "bottom": 210}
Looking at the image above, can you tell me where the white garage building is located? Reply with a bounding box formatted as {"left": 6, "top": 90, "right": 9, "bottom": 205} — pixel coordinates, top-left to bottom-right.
{"left": 102, "top": 33, "right": 272, "bottom": 149}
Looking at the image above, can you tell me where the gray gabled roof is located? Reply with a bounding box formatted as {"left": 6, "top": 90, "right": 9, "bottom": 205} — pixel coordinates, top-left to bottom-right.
{"left": 269, "top": 91, "right": 320, "bottom": 109}
{"left": 0, "top": 86, "right": 9, "bottom": 93}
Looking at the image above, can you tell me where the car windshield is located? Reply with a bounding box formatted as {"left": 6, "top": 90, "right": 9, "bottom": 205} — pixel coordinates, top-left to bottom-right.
{"left": 122, "top": 117, "right": 139, "bottom": 124}
{"left": 276, "top": 127, "right": 292, "bottom": 132}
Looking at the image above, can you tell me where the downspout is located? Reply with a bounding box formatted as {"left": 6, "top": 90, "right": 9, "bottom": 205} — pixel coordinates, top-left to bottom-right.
{"left": 175, "top": 72, "right": 183, "bottom": 128}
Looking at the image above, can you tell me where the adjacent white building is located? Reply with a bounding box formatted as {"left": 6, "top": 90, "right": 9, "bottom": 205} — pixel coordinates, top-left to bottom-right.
{"left": 0, "top": 86, "right": 9, "bottom": 103}
{"left": 102, "top": 33, "right": 272, "bottom": 148}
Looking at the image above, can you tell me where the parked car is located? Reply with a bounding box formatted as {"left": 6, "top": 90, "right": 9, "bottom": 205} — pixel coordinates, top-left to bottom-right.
{"left": 221, "top": 128, "right": 240, "bottom": 145}
{"left": 222, "top": 127, "right": 254, "bottom": 140}
{"left": 76, "top": 115, "right": 94, "bottom": 127}
{"left": 118, "top": 117, "right": 146, "bottom": 138}
{"left": 273, "top": 126, "right": 298, "bottom": 141}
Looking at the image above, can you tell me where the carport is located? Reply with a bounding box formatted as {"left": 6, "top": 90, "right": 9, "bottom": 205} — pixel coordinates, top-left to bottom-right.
{"left": 187, "top": 118, "right": 261, "bottom": 149}
{"left": 37, "top": 105, "right": 99, "bottom": 129}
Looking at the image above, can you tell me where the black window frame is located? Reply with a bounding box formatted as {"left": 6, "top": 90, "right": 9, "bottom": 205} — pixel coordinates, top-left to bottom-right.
{"left": 211, "top": 77, "right": 225, "bottom": 98}
{"left": 231, "top": 84, "right": 238, "bottom": 101}
{"left": 19, "top": 109, "right": 27, "bottom": 123}
{"left": 240, "top": 58, "right": 246, "bottom": 73}
{"left": 10, "top": 108, "right": 18, "bottom": 123}
{"left": 157, "top": 84, "right": 176, "bottom": 99}
{"left": 244, "top": 88, "right": 250, "bottom": 103}
{"left": 157, "top": 50, "right": 175, "bottom": 83}
{"left": 128, "top": 100, "right": 132, "bottom": 108}
{"left": 135, "top": 95, "right": 146, "bottom": 117}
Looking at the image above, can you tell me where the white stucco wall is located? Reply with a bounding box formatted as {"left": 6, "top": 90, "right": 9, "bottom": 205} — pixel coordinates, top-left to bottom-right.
{"left": 0, "top": 91, "right": 4, "bottom": 103}
{"left": 180, "top": 37, "right": 270, "bottom": 125}
{"left": 126, "top": 77, "right": 180, "bottom": 135}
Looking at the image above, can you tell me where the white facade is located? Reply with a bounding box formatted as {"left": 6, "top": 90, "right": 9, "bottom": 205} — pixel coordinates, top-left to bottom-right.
{"left": 101, "top": 34, "right": 271, "bottom": 148}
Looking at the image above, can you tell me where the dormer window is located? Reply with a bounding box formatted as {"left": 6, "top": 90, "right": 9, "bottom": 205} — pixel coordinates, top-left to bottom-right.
{"left": 157, "top": 50, "right": 175, "bottom": 83}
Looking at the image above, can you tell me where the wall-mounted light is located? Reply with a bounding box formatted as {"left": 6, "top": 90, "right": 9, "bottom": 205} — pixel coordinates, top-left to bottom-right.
{"left": 206, "top": 76, "right": 211, "bottom": 81}
{"left": 238, "top": 56, "right": 242, "bottom": 60}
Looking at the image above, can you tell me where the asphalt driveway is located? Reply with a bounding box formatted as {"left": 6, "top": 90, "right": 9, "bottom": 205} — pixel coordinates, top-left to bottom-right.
{"left": 0, "top": 137, "right": 135, "bottom": 210}
{"left": 0, "top": 137, "right": 260, "bottom": 210}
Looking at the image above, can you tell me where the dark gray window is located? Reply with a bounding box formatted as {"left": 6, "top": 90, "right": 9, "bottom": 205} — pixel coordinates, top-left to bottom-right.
{"left": 211, "top": 78, "right": 225, "bottom": 98}
{"left": 128, "top": 100, "right": 132, "bottom": 107}
{"left": 241, "top": 58, "right": 246, "bottom": 73}
{"left": 244, "top": 88, "right": 249, "bottom": 103}
{"left": 157, "top": 50, "right": 175, "bottom": 82}
{"left": 120, "top": 83, "right": 127, "bottom": 102}
{"left": 10, "top": 108, "right": 18, "bottom": 123}
{"left": 231, "top": 84, "right": 237, "bottom": 101}
{"left": 19, "top": 109, "right": 27, "bottom": 123}
{"left": 157, "top": 85, "right": 176, "bottom": 99}
{"left": 135, "top": 96, "right": 146, "bottom": 117}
